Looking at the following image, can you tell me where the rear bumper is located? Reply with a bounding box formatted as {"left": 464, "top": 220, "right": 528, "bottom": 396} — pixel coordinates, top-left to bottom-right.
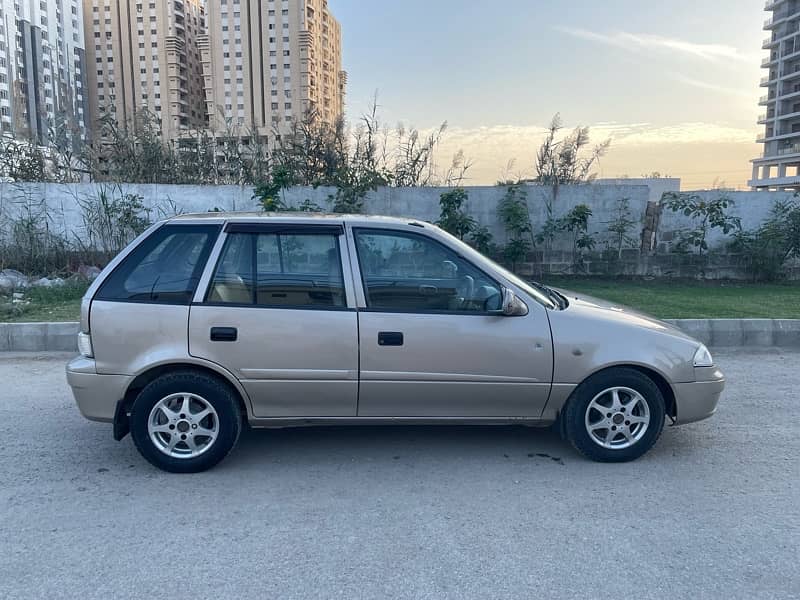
{"left": 673, "top": 367, "right": 725, "bottom": 425}
{"left": 66, "top": 357, "right": 132, "bottom": 423}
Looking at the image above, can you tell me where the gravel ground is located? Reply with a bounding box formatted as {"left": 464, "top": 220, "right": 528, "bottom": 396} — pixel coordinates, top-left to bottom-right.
{"left": 1, "top": 350, "right": 798, "bottom": 600}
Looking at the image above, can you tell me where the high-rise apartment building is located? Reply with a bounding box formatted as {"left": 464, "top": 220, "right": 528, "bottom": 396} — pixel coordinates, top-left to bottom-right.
{"left": 752, "top": 0, "right": 800, "bottom": 190}
{"left": 0, "top": 0, "right": 88, "bottom": 143}
{"left": 199, "top": 0, "right": 345, "bottom": 139}
{"left": 83, "top": 0, "right": 207, "bottom": 143}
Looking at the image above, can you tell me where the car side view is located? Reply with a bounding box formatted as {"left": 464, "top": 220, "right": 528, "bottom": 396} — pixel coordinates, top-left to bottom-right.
{"left": 66, "top": 213, "right": 725, "bottom": 472}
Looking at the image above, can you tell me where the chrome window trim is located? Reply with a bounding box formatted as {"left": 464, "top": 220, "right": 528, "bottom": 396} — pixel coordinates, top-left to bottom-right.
{"left": 343, "top": 224, "right": 367, "bottom": 308}
{"left": 193, "top": 229, "right": 230, "bottom": 304}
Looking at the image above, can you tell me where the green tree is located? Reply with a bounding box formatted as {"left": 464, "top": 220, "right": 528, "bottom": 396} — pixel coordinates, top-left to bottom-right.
{"left": 498, "top": 185, "right": 534, "bottom": 269}
{"left": 559, "top": 204, "right": 595, "bottom": 268}
{"left": 662, "top": 192, "right": 741, "bottom": 256}
{"left": 436, "top": 188, "right": 475, "bottom": 240}
{"left": 605, "top": 197, "right": 638, "bottom": 260}
{"left": 253, "top": 165, "right": 296, "bottom": 211}
{"left": 434, "top": 188, "right": 494, "bottom": 253}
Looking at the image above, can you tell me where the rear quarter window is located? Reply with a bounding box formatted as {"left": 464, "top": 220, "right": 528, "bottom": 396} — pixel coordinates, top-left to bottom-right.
{"left": 95, "top": 224, "right": 220, "bottom": 304}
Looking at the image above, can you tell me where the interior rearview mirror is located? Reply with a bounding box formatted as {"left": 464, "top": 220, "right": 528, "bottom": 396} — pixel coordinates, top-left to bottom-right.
{"left": 488, "top": 288, "right": 528, "bottom": 317}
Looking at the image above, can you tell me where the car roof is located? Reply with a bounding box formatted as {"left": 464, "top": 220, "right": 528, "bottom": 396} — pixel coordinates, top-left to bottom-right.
{"left": 166, "top": 212, "right": 431, "bottom": 228}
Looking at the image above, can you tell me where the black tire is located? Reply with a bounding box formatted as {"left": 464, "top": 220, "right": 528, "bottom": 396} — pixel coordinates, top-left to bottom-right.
{"left": 562, "top": 367, "right": 665, "bottom": 463}
{"left": 130, "top": 370, "right": 243, "bottom": 473}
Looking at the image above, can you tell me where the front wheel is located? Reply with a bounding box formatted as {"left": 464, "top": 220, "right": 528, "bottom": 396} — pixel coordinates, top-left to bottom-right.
{"left": 562, "top": 368, "right": 666, "bottom": 462}
{"left": 130, "top": 371, "right": 243, "bottom": 473}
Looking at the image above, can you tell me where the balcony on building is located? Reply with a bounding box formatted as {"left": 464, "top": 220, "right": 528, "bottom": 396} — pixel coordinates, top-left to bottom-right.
{"left": 762, "top": 70, "right": 780, "bottom": 86}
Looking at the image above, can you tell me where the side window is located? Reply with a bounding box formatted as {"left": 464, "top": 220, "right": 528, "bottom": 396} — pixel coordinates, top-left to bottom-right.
{"left": 96, "top": 224, "right": 219, "bottom": 304}
{"left": 207, "top": 232, "right": 346, "bottom": 308}
{"left": 354, "top": 229, "right": 501, "bottom": 313}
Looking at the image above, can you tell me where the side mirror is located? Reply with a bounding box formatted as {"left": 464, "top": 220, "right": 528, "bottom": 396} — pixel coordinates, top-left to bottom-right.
{"left": 488, "top": 288, "right": 528, "bottom": 317}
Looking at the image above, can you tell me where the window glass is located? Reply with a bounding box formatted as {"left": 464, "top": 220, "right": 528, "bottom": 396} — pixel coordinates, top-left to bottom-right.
{"left": 96, "top": 225, "right": 219, "bottom": 304}
{"left": 208, "top": 232, "right": 345, "bottom": 308}
{"left": 207, "top": 232, "right": 254, "bottom": 304}
{"left": 354, "top": 230, "right": 502, "bottom": 313}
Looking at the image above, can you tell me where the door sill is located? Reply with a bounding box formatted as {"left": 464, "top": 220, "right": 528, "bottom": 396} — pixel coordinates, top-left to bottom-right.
{"left": 249, "top": 416, "right": 551, "bottom": 429}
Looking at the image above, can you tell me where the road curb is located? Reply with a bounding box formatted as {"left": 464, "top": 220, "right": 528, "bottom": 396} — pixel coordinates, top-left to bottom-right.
{"left": 0, "top": 322, "right": 81, "bottom": 352}
{"left": 663, "top": 319, "right": 800, "bottom": 348}
{"left": 0, "top": 319, "right": 799, "bottom": 352}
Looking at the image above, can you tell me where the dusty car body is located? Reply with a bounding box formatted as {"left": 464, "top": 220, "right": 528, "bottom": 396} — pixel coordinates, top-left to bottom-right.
{"left": 67, "top": 213, "right": 724, "bottom": 472}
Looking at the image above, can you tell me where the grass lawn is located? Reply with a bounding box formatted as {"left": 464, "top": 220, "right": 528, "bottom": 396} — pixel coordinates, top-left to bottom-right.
{"left": 543, "top": 277, "right": 800, "bottom": 319}
{"left": 0, "top": 282, "right": 89, "bottom": 323}
{"left": 1, "top": 278, "right": 798, "bottom": 322}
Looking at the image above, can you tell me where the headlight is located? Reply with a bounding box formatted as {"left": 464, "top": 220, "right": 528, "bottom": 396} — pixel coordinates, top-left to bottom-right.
{"left": 77, "top": 332, "right": 94, "bottom": 358}
{"left": 693, "top": 344, "right": 713, "bottom": 367}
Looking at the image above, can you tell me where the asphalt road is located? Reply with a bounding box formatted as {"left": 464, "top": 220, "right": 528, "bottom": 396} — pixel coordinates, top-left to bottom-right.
{"left": 1, "top": 350, "right": 798, "bottom": 600}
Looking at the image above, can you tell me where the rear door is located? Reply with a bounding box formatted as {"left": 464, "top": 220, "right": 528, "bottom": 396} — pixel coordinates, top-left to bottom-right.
{"left": 189, "top": 223, "right": 359, "bottom": 418}
{"left": 351, "top": 227, "right": 553, "bottom": 418}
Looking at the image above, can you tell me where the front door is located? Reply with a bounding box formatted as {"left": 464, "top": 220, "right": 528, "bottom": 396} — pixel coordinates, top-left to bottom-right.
{"left": 351, "top": 227, "right": 553, "bottom": 418}
{"left": 189, "top": 224, "right": 358, "bottom": 418}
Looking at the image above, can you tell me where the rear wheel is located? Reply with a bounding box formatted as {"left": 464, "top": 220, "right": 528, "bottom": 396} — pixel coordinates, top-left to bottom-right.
{"left": 130, "top": 371, "right": 243, "bottom": 473}
{"left": 563, "top": 368, "right": 665, "bottom": 462}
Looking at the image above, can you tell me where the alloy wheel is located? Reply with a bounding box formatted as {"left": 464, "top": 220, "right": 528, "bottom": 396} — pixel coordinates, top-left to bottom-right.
{"left": 147, "top": 393, "right": 219, "bottom": 459}
{"left": 584, "top": 386, "right": 651, "bottom": 450}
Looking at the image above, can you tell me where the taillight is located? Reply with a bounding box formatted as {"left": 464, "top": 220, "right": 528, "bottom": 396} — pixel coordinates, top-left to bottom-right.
{"left": 77, "top": 332, "right": 94, "bottom": 358}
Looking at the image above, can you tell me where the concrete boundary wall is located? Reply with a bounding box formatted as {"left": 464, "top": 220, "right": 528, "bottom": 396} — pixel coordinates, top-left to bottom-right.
{"left": 2, "top": 320, "right": 798, "bottom": 353}
{"left": 1, "top": 182, "right": 794, "bottom": 249}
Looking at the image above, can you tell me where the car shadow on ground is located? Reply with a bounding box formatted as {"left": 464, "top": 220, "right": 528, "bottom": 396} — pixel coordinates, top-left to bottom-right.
{"left": 221, "top": 420, "right": 705, "bottom": 472}
{"left": 229, "top": 424, "right": 574, "bottom": 468}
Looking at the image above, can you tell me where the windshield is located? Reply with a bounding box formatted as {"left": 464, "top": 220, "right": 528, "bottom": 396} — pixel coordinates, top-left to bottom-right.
{"left": 434, "top": 228, "right": 558, "bottom": 310}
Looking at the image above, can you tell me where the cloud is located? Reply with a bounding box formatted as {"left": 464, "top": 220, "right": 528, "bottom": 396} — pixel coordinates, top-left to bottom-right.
{"left": 668, "top": 73, "right": 756, "bottom": 99}
{"left": 433, "top": 122, "right": 756, "bottom": 151}
{"left": 421, "top": 122, "right": 758, "bottom": 186}
{"left": 555, "top": 27, "right": 756, "bottom": 65}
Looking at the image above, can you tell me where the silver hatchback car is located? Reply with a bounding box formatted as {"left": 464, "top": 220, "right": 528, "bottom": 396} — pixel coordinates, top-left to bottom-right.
{"left": 67, "top": 213, "right": 724, "bottom": 472}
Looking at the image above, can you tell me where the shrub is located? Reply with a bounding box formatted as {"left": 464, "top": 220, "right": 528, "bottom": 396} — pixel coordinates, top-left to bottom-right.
{"left": 605, "top": 197, "right": 638, "bottom": 260}
{"left": 497, "top": 186, "right": 533, "bottom": 268}
{"left": 0, "top": 188, "right": 70, "bottom": 274}
{"left": 75, "top": 185, "right": 152, "bottom": 259}
{"left": 559, "top": 203, "right": 595, "bottom": 269}
{"left": 662, "top": 192, "right": 741, "bottom": 256}
{"left": 731, "top": 199, "right": 800, "bottom": 281}
{"left": 436, "top": 188, "right": 494, "bottom": 254}
{"left": 436, "top": 188, "right": 476, "bottom": 240}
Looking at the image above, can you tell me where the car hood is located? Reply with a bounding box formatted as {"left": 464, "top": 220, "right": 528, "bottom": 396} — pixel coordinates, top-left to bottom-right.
{"left": 552, "top": 288, "right": 699, "bottom": 345}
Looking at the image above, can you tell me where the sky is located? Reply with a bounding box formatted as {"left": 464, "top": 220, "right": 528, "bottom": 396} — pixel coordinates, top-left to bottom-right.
{"left": 331, "top": 0, "right": 765, "bottom": 189}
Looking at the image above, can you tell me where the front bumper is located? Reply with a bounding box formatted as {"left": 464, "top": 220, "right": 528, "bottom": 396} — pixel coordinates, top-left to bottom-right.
{"left": 672, "top": 367, "right": 725, "bottom": 425}
{"left": 66, "top": 356, "right": 132, "bottom": 423}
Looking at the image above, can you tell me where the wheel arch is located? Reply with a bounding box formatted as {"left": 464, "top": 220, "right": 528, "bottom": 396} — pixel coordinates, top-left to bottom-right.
{"left": 558, "top": 363, "right": 677, "bottom": 427}
{"left": 116, "top": 360, "right": 252, "bottom": 439}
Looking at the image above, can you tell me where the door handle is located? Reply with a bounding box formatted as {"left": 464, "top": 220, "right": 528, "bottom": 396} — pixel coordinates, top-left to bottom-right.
{"left": 418, "top": 285, "right": 438, "bottom": 296}
{"left": 210, "top": 327, "right": 238, "bottom": 342}
{"left": 378, "top": 332, "right": 404, "bottom": 346}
